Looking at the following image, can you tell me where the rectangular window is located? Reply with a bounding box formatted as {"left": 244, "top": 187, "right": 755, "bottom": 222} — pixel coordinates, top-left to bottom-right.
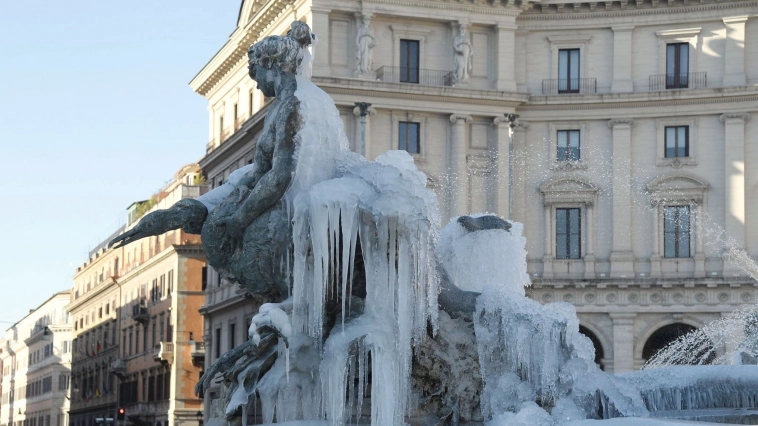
{"left": 202, "top": 266, "right": 208, "bottom": 291}
{"left": 229, "top": 324, "right": 236, "bottom": 350}
{"left": 557, "top": 130, "right": 580, "bottom": 161}
{"left": 664, "top": 126, "right": 689, "bottom": 158}
{"left": 399, "top": 39, "right": 420, "bottom": 84}
{"left": 135, "top": 328, "right": 140, "bottom": 353}
{"left": 398, "top": 122, "right": 420, "bottom": 154}
{"left": 666, "top": 43, "right": 689, "bottom": 89}
{"left": 167, "top": 270, "right": 174, "bottom": 295}
{"left": 249, "top": 91, "right": 254, "bottom": 116}
{"left": 664, "top": 205, "right": 690, "bottom": 258}
{"left": 556, "top": 208, "right": 581, "bottom": 259}
{"left": 215, "top": 328, "right": 222, "bottom": 359}
{"left": 558, "top": 49, "right": 580, "bottom": 93}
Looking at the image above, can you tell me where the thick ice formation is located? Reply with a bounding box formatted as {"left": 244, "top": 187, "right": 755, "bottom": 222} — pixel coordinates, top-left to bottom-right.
{"left": 437, "top": 221, "right": 648, "bottom": 423}
{"left": 227, "top": 72, "right": 440, "bottom": 425}
{"left": 619, "top": 365, "right": 758, "bottom": 413}
{"left": 438, "top": 215, "right": 526, "bottom": 295}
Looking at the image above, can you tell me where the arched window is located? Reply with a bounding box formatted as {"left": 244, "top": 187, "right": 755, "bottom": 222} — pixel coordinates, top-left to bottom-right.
{"left": 642, "top": 322, "right": 714, "bottom": 364}
{"left": 579, "top": 326, "right": 604, "bottom": 370}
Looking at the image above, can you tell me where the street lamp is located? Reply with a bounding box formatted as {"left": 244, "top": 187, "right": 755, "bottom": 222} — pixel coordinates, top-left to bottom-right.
{"left": 195, "top": 411, "right": 203, "bottom": 426}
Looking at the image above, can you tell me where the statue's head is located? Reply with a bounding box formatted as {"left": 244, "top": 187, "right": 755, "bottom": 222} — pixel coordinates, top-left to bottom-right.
{"left": 362, "top": 15, "right": 371, "bottom": 26}
{"left": 247, "top": 21, "right": 314, "bottom": 96}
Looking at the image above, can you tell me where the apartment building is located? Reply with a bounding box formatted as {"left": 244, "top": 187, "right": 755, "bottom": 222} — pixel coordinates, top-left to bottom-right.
{"left": 190, "top": 1, "right": 758, "bottom": 408}
{"left": 0, "top": 292, "right": 72, "bottom": 426}
{"left": 68, "top": 165, "right": 207, "bottom": 426}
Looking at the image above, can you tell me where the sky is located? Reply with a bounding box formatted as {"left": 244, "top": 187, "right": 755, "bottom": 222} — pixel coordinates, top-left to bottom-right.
{"left": 0, "top": 1, "right": 240, "bottom": 325}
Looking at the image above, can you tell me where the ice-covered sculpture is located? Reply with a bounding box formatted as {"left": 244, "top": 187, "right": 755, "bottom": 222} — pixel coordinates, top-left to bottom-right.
{"left": 108, "top": 19, "right": 758, "bottom": 426}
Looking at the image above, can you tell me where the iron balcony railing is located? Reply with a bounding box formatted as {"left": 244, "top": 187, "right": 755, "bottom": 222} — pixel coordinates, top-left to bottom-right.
{"left": 376, "top": 66, "right": 455, "bottom": 87}
{"left": 649, "top": 72, "right": 707, "bottom": 91}
{"left": 542, "top": 78, "right": 597, "bottom": 95}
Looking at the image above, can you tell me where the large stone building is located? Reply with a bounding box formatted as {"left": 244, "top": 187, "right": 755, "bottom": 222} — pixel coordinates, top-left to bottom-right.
{"left": 0, "top": 292, "right": 72, "bottom": 426}
{"left": 68, "top": 165, "right": 208, "bottom": 426}
{"left": 190, "top": 1, "right": 758, "bottom": 408}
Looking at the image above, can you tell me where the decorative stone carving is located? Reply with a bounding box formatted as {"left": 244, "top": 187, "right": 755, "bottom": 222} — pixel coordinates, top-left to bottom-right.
{"left": 718, "top": 292, "right": 730, "bottom": 302}
{"left": 452, "top": 23, "right": 473, "bottom": 85}
{"left": 608, "top": 118, "right": 636, "bottom": 128}
{"left": 355, "top": 14, "right": 376, "bottom": 76}
{"left": 719, "top": 112, "right": 750, "bottom": 123}
{"left": 628, "top": 293, "right": 639, "bottom": 303}
{"left": 695, "top": 292, "right": 706, "bottom": 302}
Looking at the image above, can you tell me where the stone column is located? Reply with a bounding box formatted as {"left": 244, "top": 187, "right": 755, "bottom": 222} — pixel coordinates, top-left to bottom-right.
{"left": 608, "top": 119, "right": 636, "bottom": 278}
{"left": 510, "top": 122, "right": 529, "bottom": 223}
{"left": 493, "top": 116, "right": 510, "bottom": 218}
{"left": 495, "top": 23, "right": 518, "bottom": 92}
{"left": 721, "top": 113, "right": 749, "bottom": 273}
{"left": 310, "top": 8, "right": 331, "bottom": 77}
{"left": 609, "top": 312, "right": 636, "bottom": 373}
{"left": 611, "top": 25, "right": 634, "bottom": 93}
{"left": 584, "top": 204, "right": 596, "bottom": 279}
{"left": 722, "top": 16, "right": 749, "bottom": 87}
{"left": 353, "top": 104, "right": 376, "bottom": 159}
{"left": 449, "top": 114, "right": 472, "bottom": 218}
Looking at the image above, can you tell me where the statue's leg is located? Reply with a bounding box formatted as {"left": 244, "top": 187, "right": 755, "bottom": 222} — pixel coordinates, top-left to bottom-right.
{"left": 234, "top": 204, "right": 292, "bottom": 299}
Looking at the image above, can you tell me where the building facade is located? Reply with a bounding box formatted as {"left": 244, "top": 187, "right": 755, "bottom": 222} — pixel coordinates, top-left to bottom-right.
{"left": 190, "top": 0, "right": 758, "bottom": 398}
{"left": 0, "top": 292, "right": 72, "bottom": 426}
{"left": 68, "top": 165, "right": 208, "bottom": 426}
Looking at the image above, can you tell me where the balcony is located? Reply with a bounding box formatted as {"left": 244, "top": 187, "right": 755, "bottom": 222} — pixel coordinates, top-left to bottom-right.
{"left": 376, "top": 66, "right": 455, "bottom": 87}
{"left": 542, "top": 78, "right": 597, "bottom": 95}
{"left": 131, "top": 304, "right": 149, "bottom": 324}
{"left": 110, "top": 359, "right": 127, "bottom": 377}
{"left": 153, "top": 342, "right": 173, "bottom": 364}
{"left": 649, "top": 72, "right": 707, "bottom": 91}
{"left": 127, "top": 401, "right": 169, "bottom": 416}
{"left": 190, "top": 341, "right": 205, "bottom": 366}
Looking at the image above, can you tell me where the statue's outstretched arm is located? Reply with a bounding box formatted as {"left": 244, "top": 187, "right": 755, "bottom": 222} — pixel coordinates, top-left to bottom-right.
{"left": 219, "top": 99, "right": 301, "bottom": 250}
{"left": 109, "top": 198, "right": 208, "bottom": 249}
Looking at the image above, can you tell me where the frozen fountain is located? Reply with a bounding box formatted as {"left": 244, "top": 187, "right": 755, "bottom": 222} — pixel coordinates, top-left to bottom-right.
{"left": 110, "top": 20, "right": 758, "bottom": 426}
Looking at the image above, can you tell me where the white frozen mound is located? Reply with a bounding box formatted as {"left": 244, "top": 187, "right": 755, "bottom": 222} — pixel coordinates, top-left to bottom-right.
{"left": 618, "top": 365, "right": 758, "bottom": 412}
{"left": 438, "top": 217, "right": 528, "bottom": 295}
{"left": 469, "top": 221, "right": 647, "bottom": 422}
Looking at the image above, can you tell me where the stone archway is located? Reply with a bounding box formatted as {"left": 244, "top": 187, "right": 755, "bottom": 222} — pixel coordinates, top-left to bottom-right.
{"left": 641, "top": 322, "right": 715, "bottom": 364}
{"left": 579, "top": 325, "right": 605, "bottom": 371}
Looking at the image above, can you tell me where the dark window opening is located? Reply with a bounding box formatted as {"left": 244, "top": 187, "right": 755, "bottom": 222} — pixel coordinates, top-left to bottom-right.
{"left": 663, "top": 205, "right": 690, "bottom": 258}
{"left": 666, "top": 43, "right": 689, "bottom": 89}
{"left": 558, "top": 49, "right": 580, "bottom": 93}
{"left": 557, "top": 129, "right": 580, "bottom": 161}
{"left": 399, "top": 39, "right": 420, "bottom": 83}
{"left": 399, "top": 122, "right": 420, "bottom": 154}
{"left": 664, "top": 126, "right": 689, "bottom": 158}
{"left": 556, "top": 208, "right": 581, "bottom": 259}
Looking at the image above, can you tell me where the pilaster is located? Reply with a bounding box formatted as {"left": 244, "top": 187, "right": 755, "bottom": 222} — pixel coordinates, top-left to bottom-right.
{"left": 609, "top": 312, "right": 636, "bottom": 373}
{"left": 493, "top": 116, "right": 510, "bottom": 218}
{"left": 608, "top": 119, "right": 636, "bottom": 278}
{"left": 450, "top": 114, "right": 473, "bottom": 218}
{"left": 310, "top": 8, "right": 332, "bottom": 77}
{"left": 722, "top": 16, "right": 749, "bottom": 87}
{"left": 510, "top": 121, "right": 529, "bottom": 224}
{"left": 720, "top": 112, "right": 749, "bottom": 274}
{"left": 611, "top": 25, "right": 634, "bottom": 93}
{"left": 495, "top": 23, "right": 518, "bottom": 92}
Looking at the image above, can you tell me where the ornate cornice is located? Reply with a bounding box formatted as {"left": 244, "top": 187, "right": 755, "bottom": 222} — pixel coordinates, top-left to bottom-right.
{"left": 362, "top": 0, "right": 534, "bottom": 15}
{"left": 519, "top": 0, "right": 758, "bottom": 20}
{"left": 719, "top": 112, "right": 750, "bottom": 123}
{"left": 521, "top": 91, "right": 758, "bottom": 112}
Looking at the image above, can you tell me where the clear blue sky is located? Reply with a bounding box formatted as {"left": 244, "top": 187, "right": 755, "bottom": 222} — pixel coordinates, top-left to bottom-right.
{"left": 0, "top": 1, "right": 240, "bottom": 324}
